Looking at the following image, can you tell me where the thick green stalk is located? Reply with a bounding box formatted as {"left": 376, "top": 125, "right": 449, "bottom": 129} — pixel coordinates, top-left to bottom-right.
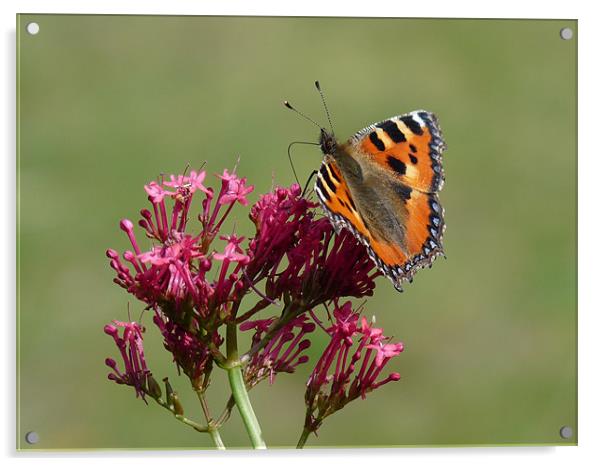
{"left": 225, "top": 323, "right": 266, "bottom": 449}
{"left": 227, "top": 365, "right": 266, "bottom": 449}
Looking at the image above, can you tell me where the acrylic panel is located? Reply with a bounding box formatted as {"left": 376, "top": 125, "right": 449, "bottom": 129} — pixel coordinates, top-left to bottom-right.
{"left": 16, "top": 15, "right": 577, "bottom": 450}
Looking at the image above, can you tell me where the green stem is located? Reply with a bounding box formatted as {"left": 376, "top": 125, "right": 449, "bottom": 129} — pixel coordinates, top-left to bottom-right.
{"left": 227, "top": 365, "right": 266, "bottom": 449}
{"left": 195, "top": 389, "right": 226, "bottom": 450}
{"left": 296, "top": 427, "right": 311, "bottom": 449}
{"left": 150, "top": 396, "right": 209, "bottom": 433}
{"left": 208, "top": 427, "right": 225, "bottom": 450}
{"left": 225, "top": 322, "right": 266, "bottom": 449}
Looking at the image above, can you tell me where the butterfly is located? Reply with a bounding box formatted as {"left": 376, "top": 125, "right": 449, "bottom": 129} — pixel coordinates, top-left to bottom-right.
{"left": 287, "top": 82, "right": 447, "bottom": 292}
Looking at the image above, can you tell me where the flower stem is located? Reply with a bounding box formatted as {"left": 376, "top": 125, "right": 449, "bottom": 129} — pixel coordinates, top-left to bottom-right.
{"left": 195, "top": 389, "right": 226, "bottom": 450}
{"left": 150, "top": 396, "right": 209, "bottom": 433}
{"left": 208, "top": 427, "right": 225, "bottom": 450}
{"left": 225, "top": 323, "right": 267, "bottom": 449}
{"left": 296, "top": 427, "right": 311, "bottom": 449}
{"left": 215, "top": 395, "right": 236, "bottom": 428}
{"left": 227, "top": 366, "right": 266, "bottom": 449}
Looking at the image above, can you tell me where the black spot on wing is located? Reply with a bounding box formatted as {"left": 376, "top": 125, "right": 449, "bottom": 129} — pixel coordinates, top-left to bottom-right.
{"left": 376, "top": 120, "right": 406, "bottom": 143}
{"left": 387, "top": 156, "right": 407, "bottom": 175}
{"left": 369, "top": 132, "right": 386, "bottom": 151}
{"left": 346, "top": 191, "right": 357, "bottom": 211}
{"left": 400, "top": 115, "right": 424, "bottom": 135}
{"left": 417, "top": 111, "right": 431, "bottom": 123}
{"left": 315, "top": 178, "right": 331, "bottom": 201}
{"left": 325, "top": 162, "right": 341, "bottom": 183}
{"left": 409, "top": 154, "right": 418, "bottom": 164}
{"left": 394, "top": 184, "right": 412, "bottom": 201}
{"left": 409, "top": 144, "right": 417, "bottom": 153}
{"left": 320, "top": 166, "right": 337, "bottom": 193}
{"left": 319, "top": 164, "right": 329, "bottom": 180}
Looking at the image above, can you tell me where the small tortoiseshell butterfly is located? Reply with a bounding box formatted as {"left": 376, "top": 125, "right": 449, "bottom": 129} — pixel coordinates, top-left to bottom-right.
{"left": 286, "top": 82, "right": 447, "bottom": 292}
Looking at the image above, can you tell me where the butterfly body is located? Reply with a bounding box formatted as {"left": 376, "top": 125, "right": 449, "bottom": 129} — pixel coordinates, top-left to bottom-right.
{"left": 314, "top": 110, "right": 447, "bottom": 291}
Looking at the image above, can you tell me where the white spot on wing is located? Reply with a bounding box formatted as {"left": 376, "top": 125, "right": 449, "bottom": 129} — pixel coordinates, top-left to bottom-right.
{"left": 410, "top": 112, "right": 425, "bottom": 127}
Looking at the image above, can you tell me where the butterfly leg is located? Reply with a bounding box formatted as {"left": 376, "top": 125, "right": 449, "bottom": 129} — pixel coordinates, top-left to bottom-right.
{"left": 301, "top": 170, "right": 318, "bottom": 198}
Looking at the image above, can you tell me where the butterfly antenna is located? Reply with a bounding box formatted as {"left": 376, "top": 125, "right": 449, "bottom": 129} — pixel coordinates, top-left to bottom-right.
{"left": 314, "top": 81, "right": 335, "bottom": 135}
{"left": 284, "top": 100, "right": 323, "bottom": 130}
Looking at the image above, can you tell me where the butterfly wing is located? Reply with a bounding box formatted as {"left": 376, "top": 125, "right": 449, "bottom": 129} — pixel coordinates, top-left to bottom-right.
{"left": 315, "top": 110, "right": 446, "bottom": 291}
{"left": 350, "top": 110, "right": 446, "bottom": 193}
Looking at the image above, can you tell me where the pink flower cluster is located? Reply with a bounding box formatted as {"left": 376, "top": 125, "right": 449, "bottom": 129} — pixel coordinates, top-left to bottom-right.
{"left": 104, "top": 167, "right": 404, "bottom": 440}
{"left": 104, "top": 321, "right": 150, "bottom": 401}
{"left": 246, "top": 184, "right": 379, "bottom": 307}
{"left": 241, "top": 315, "right": 316, "bottom": 388}
{"left": 106, "top": 168, "right": 254, "bottom": 390}
{"left": 153, "top": 312, "right": 223, "bottom": 385}
{"left": 107, "top": 169, "right": 254, "bottom": 313}
{"left": 303, "top": 301, "right": 404, "bottom": 433}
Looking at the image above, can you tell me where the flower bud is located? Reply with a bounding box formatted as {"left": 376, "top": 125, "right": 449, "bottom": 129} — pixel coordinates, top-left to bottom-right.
{"left": 106, "top": 249, "right": 119, "bottom": 259}
{"left": 163, "top": 377, "right": 174, "bottom": 407}
{"left": 146, "top": 374, "right": 162, "bottom": 399}
{"left": 123, "top": 251, "right": 136, "bottom": 262}
{"left": 119, "top": 219, "right": 134, "bottom": 233}
{"left": 171, "top": 392, "right": 185, "bottom": 416}
{"left": 298, "top": 339, "right": 311, "bottom": 351}
{"left": 104, "top": 324, "right": 118, "bottom": 336}
{"left": 199, "top": 258, "right": 211, "bottom": 272}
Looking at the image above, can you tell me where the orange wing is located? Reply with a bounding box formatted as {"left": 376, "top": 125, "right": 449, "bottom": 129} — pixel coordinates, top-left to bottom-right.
{"left": 402, "top": 188, "right": 445, "bottom": 272}
{"left": 352, "top": 110, "right": 446, "bottom": 193}
{"left": 315, "top": 158, "right": 445, "bottom": 291}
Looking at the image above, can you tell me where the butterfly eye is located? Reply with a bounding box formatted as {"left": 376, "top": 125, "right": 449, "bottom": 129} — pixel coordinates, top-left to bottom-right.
{"left": 319, "top": 131, "right": 337, "bottom": 155}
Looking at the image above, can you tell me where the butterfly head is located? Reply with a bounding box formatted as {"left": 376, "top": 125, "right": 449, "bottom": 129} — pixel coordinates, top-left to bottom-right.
{"left": 285, "top": 81, "right": 337, "bottom": 156}
{"left": 319, "top": 128, "right": 338, "bottom": 155}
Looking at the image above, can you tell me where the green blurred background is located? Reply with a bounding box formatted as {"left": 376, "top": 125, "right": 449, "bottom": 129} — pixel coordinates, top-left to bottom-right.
{"left": 17, "top": 15, "right": 577, "bottom": 449}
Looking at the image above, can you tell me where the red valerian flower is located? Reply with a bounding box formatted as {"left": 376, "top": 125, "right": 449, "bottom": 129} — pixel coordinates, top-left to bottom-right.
{"left": 104, "top": 321, "right": 151, "bottom": 401}
{"left": 241, "top": 315, "right": 315, "bottom": 388}
{"left": 302, "top": 301, "right": 404, "bottom": 435}
{"left": 105, "top": 169, "right": 403, "bottom": 443}
{"left": 218, "top": 169, "right": 254, "bottom": 206}
{"left": 106, "top": 169, "right": 254, "bottom": 396}
{"left": 246, "top": 184, "right": 379, "bottom": 308}
{"left": 153, "top": 311, "right": 222, "bottom": 388}
{"left": 106, "top": 170, "right": 254, "bottom": 314}
{"left": 246, "top": 184, "right": 314, "bottom": 285}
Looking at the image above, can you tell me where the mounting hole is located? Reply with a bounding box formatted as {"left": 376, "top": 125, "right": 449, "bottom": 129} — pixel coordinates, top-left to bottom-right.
{"left": 559, "top": 27, "right": 573, "bottom": 40}
{"left": 559, "top": 425, "right": 573, "bottom": 439}
{"left": 25, "top": 431, "right": 39, "bottom": 444}
{"left": 26, "top": 22, "right": 40, "bottom": 35}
